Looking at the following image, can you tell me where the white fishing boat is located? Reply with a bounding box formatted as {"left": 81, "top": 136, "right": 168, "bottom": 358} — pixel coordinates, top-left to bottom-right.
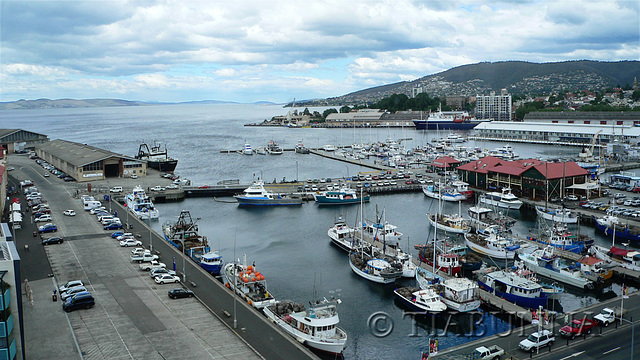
{"left": 263, "top": 299, "right": 347, "bottom": 355}
{"left": 394, "top": 286, "right": 447, "bottom": 315}
{"left": 589, "top": 245, "right": 640, "bottom": 272}
{"left": 348, "top": 247, "right": 403, "bottom": 284}
{"left": 477, "top": 269, "right": 548, "bottom": 309}
{"left": 223, "top": 255, "right": 276, "bottom": 309}
{"left": 125, "top": 185, "right": 159, "bottom": 220}
{"left": 266, "top": 140, "right": 283, "bottom": 155}
{"left": 535, "top": 206, "right": 578, "bottom": 224}
{"left": 479, "top": 188, "right": 523, "bottom": 210}
{"left": 437, "top": 277, "right": 481, "bottom": 312}
{"left": 327, "top": 216, "right": 358, "bottom": 252}
{"left": 464, "top": 226, "right": 520, "bottom": 259}
{"left": 428, "top": 213, "right": 470, "bottom": 234}
{"left": 234, "top": 180, "right": 302, "bottom": 206}
{"left": 467, "top": 206, "right": 516, "bottom": 231}
{"left": 519, "top": 246, "right": 594, "bottom": 289}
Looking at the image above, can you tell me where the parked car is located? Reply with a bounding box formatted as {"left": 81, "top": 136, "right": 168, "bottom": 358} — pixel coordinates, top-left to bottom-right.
{"left": 150, "top": 186, "right": 165, "bottom": 192}
{"left": 42, "top": 237, "right": 64, "bottom": 245}
{"left": 565, "top": 195, "right": 578, "bottom": 201}
{"left": 150, "top": 268, "right": 177, "bottom": 278}
{"left": 62, "top": 292, "right": 95, "bottom": 312}
{"left": 104, "top": 223, "right": 123, "bottom": 230}
{"left": 120, "top": 238, "right": 142, "bottom": 247}
{"left": 59, "top": 280, "right": 84, "bottom": 293}
{"left": 90, "top": 207, "right": 106, "bottom": 215}
{"left": 38, "top": 223, "right": 58, "bottom": 233}
{"left": 154, "top": 274, "right": 180, "bottom": 284}
{"left": 166, "top": 184, "right": 179, "bottom": 189}
{"left": 60, "top": 286, "right": 88, "bottom": 301}
{"left": 131, "top": 247, "right": 147, "bottom": 256}
{"left": 35, "top": 214, "right": 52, "bottom": 222}
{"left": 130, "top": 174, "right": 138, "bottom": 179}
{"left": 559, "top": 317, "right": 597, "bottom": 339}
{"left": 519, "top": 330, "right": 555, "bottom": 352}
{"left": 109, "top": 186, "right": 123, "bottom": 193}
{"left": 63, "top": 210, "right": 76, "bottom": 216}
{"left": 168, "top": 288, "right": 194, "bottom": 299}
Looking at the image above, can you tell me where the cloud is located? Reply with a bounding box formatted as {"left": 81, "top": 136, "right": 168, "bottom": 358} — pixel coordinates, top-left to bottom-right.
{"left": 0, "top": 0, "right": 637, "bottom": 102}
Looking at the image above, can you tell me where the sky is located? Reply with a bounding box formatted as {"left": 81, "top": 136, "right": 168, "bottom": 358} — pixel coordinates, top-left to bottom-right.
{"left": 0, "top": 0, "right": 638, "bottom": 104}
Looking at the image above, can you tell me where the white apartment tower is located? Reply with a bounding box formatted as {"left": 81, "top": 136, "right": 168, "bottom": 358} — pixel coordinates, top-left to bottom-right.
{"left": 476, "top": 89, "right": 512, "bottom": 121}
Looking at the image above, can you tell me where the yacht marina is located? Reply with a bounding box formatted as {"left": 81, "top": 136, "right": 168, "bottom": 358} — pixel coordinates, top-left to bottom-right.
{"left": 6, "top": 104, "right": 640, "bottom": 360}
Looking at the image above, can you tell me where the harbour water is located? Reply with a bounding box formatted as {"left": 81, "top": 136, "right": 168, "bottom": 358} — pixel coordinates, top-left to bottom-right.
{"left": 1, "top": 104, "right": 635, "bottom": 359}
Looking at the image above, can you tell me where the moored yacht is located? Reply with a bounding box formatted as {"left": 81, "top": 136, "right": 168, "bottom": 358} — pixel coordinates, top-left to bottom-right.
{"left": 314, "top": 185, "right": 370, "bottom": 205}
{"left": 394, "top": 286, "right": 447, "bottom": 315}
{"left": 224, "top": 256, "right": 276, "bottom": 309}
{"left": 428, "top": 213, "right": 470, "bottom": 234}
{"left": 234, "top": 180, "right": 302, "bottom": 206}
{"left": 464, "top": 226, "right": 520, "bottom": 259}
{"left": 518, "top": 246, "right": 594, "bottom": 289}
{"left": 589, "top": 245, "right": 640, "bottom": 272}
{"left": 467, "top": 206, "right": 516, "bottom": 231}
{"left": 479, "top": 188, "right": 523, "bottom": 210}
{"left": 125, "top": 185, "right": 160, "bottom": 220}
{"left": 536, "top": 206, "right": 578, "bottom": 224}
{"left": 327, "top": 216, "right": 358, "bottom": 252}
{"left": 477, "top": 269, "right": 548, "bottom": 309}
{"left": 349, "top": 247, "right": 403, "bottom": 284}
{"left": 242, "top": 143, "right": 253, "bottom": 155}
{"left": 435, "top": 278, "right": 481, "bottom": 312}
{"left": 422, "top": 184, "right": 467, "bottom": 202}
{"left": 262, "top": 299, "right": 347, "bottom": 355}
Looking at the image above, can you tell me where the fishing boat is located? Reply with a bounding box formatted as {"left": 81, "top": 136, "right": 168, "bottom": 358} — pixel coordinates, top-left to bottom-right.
{"left": 577, "top": 256, "right": 614, "bottom": 282}
{"left": 125, "top": 185, "right": 160, "bottom": 220}
{"left": 327, "top": 216, "right": 357, "bottom": 252}
{"left": 242, "top": 143, "right": 253, "bottom": 155}
{"left": 416, "top": 244, "right": 462, "bottom": 277}
{"left": 314, "top": 186, "right": 370, "bottom": 205}
{"left": 477, "top": 269, "right": 548, "bottom": 309}
{"left": 467, "top": 206, "right": 516, "bottom": 231}
{"left": 224, "top": 255, "right": 276, "bottom": 309}
{"left": 358, "top": 218, "right": 403, "bottom": 244}
{"left": 234, "top": 180, "right": 302, "bottom": 206}
{"left": 262, "top": 299, "right": 348, "bottom": 355}
{"left": 589, "top": 245, "right": 640, "bottom": 272}
{"left": 594, "top": 215, "right": 640, "bottom": 244}
{"left": 135, "top": 141, "right": 178, "bottom": 173}
{"left": 162, "top": 210, "right": 220, "bottom": 273}
{"left": 428, "top": 213, "right": 470, "bottom": 234}
{"left": 422, "top": 184, "right": 466, "bottom": 202}
{"left": 449, "top": 180, "right": 473, "bottom": 198}
{"left": 527, "top": 221, "right": 593, "bottom": 254}
{"left": 535, "top": 206, "right": 578, "bottom": 224}
{"left": 393, "top": 286, "right": 447, "bottom": 315}
{"left": 294, "top": 140, "right": 310, "bottom": 154}
{"left": 266, "top": 140, "right": 284, "bottom": 155}
{"left": 436, "top": 278, "right": 481, "bottom": 312}
{"left": 464, "top": 226, "right": 520, "bottom": 259}
{"left": 518, "top": 246, "right": 594, "bottom": 289}
{"left": 479, "top": 188, "right": 523, "bottom": 210}
{"left": 348, "top": 246, "right": 403, "bottom": 284}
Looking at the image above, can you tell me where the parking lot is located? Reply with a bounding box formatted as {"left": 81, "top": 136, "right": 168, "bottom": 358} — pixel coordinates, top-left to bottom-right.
{"left": 10, "top": 154, "right": 263, "bottom": 360}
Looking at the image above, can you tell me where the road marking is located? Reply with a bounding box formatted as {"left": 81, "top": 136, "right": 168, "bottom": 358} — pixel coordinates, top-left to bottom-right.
{"left": 559, "top": 351, "right": 585, "bottom": 360}
{"left": 603, "top": 347, "right": 620, "bottom": 355}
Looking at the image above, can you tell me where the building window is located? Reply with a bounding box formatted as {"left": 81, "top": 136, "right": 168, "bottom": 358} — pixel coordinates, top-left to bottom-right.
{"left": 617, "top": 121, "right": 623, "bottom": 125}
{"left": 584, "top": 121, "right": 590, "bottom": 124}
{"left": 601, "top": 121, "right": 607, "bottom": 125}
{"left": 552, "top": 121, "right": 558, "bottom": 123}
{"left": 568, "top": 121, "right": 574, "bottom": 124}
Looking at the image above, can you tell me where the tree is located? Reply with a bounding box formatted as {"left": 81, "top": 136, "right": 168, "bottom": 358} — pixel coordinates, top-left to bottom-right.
{"left": 632, "top": 90, "right": 640, "bottom": 102}
{"left": 303, "top": 108, "right": 311, "bottom": 116}
{"left": 339, "top": 105, "right": 351, "bottom": 113}
{"left": 323, "top": 108, "right": 338, "bottom": 119}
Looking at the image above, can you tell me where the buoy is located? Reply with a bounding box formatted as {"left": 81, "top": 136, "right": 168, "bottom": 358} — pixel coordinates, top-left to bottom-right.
{"left": 248, "top": 300, "right": 252, "bottom": 305}
{"left": 243, "top": 277, "right": 249, "bottom": 283}
{"left": 251, "top": 276, "right": 256, "bottom": 282}
{"left": 225, "top": 282, "right": 230, "bottom": 288}
{"left": 247, "top": 265, "right": 253, "bottom": 271}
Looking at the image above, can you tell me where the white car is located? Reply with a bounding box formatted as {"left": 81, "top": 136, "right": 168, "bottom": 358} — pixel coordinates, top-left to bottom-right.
{"left": 43, "top": 173, "right": 50, "bottom": 177}
{"left": 566, "top": 195, "right": 578, "bottom": 201}
{"left": 63, "top": 210, "right": 76, "bottom": 216}
{"left": 154, "top": 274, "right": 180, "bottom": 284}
{"left": 110, "top": 186, "right": 123, "bottom": 193}
{"left": 59, "top": 280, "right": 84, "bottom": 293}
{"left": 35, "top": 214, "right": 52, "bottom": 222}
{"left": 90, "top": 207, "right": 106, "bottom": 215}
{"left": 130, "top": 174, "right": 138, "bottom": 179}
{"left": 60, "top": 286, "right": 88, "bottom": 301}
{"left": 116, "top": 233, "right": 133, "bottom": 241}
{"left": 166, "top": 184, "right": 179, "bottom": 189}
{"left": 519, "top": 330, "right": 555, "bottom": 352}
{"left": 131, "top": 247, "right": 147, "bottom": 256}
{"left": 150, "top": 186, "right": 165, "bottom": 192}
{"left": 120, "top": 238, "right": 143, "bottom": 247}
{"left": 150, "top": 268, "right": 176, "bottom": 278}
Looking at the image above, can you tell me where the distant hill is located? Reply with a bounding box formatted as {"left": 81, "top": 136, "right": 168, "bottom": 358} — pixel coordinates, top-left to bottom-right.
{"left": 298, "top": 60, "right": 640, "bottom": 106}
{"left": 0, "top": 98, "right": 149, "bottom": 110}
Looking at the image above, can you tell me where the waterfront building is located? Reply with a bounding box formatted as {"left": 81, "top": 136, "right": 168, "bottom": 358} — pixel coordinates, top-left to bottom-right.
{"left": 431, "top": 156, "right": 462, "bottom": 172}
{"left": 473, "top": 121, "right": 640, "bottom": 145}
{"left": 0, "top": 224, "right": 24, "bottom": 360}
{"left": 524, "top": 111, "right": 640, "bottom": 127}
{"left": 456, "top": 156, "right": 590, "bottom": 200}
{"left": 35, "top": 139, "right": 147, "bottom": 182}
{"left": 475, "top": 89, "right": 512, "bottom": 121}
{"left": 0, "top": 129, "right": 49, "bottom": 154}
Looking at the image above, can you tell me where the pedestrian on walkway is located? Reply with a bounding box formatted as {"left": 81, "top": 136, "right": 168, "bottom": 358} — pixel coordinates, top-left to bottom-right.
{"left": 564, "top": 313, "right": 569, "bottom": 325}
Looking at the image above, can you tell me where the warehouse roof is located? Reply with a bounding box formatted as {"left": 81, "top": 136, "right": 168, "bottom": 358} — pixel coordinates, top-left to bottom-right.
{"left": 475, "top": 121, "right": 640, "bottom": 136}
{"left": 0, "top": 129, "right": 48, "bottom": 141}
{"left": 36, "top": 139, "right": 139, "bottom": 167}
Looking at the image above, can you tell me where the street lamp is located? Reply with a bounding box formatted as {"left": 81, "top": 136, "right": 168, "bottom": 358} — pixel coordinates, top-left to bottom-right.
{"left": 295, "top": 161, "right": 298, "bottom": 182}
{"left": 147, "top": 216, "right": 153, "bottom": 252}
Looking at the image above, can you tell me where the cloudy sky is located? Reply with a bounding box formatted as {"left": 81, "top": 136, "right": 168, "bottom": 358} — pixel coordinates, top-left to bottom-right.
{"left": 1, "top": 0, "right": 638, "bottom": 103}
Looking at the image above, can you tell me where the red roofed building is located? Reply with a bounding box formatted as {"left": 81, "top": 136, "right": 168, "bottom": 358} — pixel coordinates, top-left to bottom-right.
{"left": 457, "top": 156, "right": 590, "bottom": 199}
{"left": 430, "top": 156, "right": 461, "bottom": 171}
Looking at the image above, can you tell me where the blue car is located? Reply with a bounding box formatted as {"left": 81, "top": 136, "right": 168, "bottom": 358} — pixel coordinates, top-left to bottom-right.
{"left": 38, "top": 223, "right": 58, "bottom": 233}
{"left": 110, "top": 231, "right": 125, "bottom": 238}
{"left": 104, "top": 223, "right": 123, "bottom": 230}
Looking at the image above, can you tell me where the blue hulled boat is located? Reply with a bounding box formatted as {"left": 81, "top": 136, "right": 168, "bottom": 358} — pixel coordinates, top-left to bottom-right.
{"left": 595, "top": 215, "right": 640, "bottom": 244}
{"left": 314, "top": 186, "right": 370, "bottom": 205}
{"left": 477, "top": 270, "right": 548, "bottom": 309}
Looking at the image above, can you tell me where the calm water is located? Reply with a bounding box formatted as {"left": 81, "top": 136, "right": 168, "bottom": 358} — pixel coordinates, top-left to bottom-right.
{"left": 0, "top": 104, "right": 633, "bottom": 359}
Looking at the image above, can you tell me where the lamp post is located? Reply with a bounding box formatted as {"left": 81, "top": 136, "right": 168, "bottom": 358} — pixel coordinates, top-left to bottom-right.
{"left": 148, "top": 216, "right": 153, "bottom": 252}
{"left": 295, "top": 161, "right": 299, "bottom": 182}
{"left": 345, "top": 165, "right": 350, "bottom": 180}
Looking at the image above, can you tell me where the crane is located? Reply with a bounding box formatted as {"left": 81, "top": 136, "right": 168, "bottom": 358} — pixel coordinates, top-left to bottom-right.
{"left": 578, "top": 130, "right": 602, "bottom": 163}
